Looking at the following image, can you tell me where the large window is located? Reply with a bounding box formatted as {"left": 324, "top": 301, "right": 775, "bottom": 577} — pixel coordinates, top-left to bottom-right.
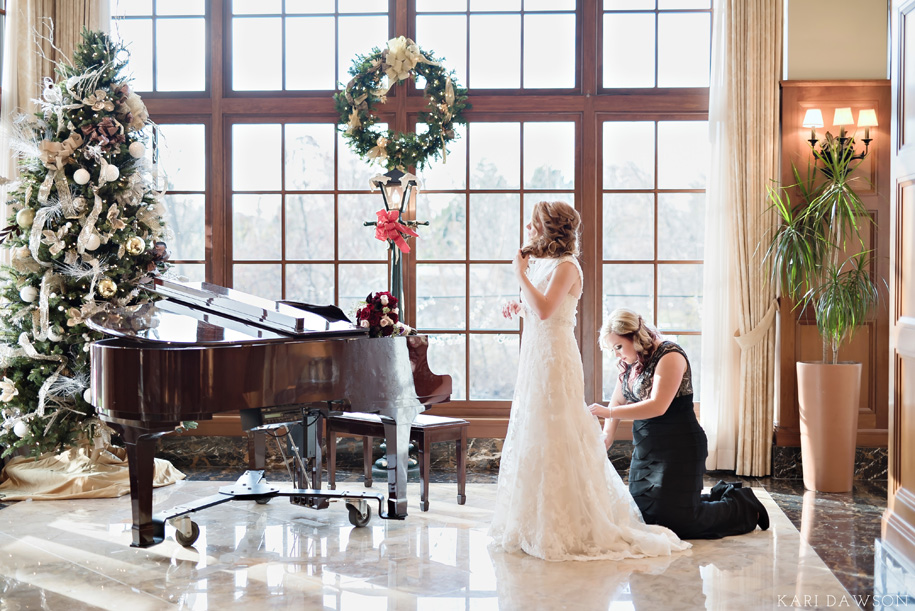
{"left": 110, "top": 1, "right": 207, "bottom": 92}
{"left": 415, "top": 121, "right": 576, "bottom": 401}
{"left": 601, "top": 119, "right": 709, "bottom": 399}
{"left": 228, "top": 120, "right": 387, "bottom": 305}
{"left": 230, "top": 1, "right": 388, "bottom": 91}
{"left": 415, "top": 1, "right": 577, "bottom": 89}
{"left": 112, "top": 0, "right": 713, "bottom": 429}
{"left": 153, "top": 123, "right": 208, "bottom": 282}
{"left": 602, "top": 0, "right": 712, "bottom": 88}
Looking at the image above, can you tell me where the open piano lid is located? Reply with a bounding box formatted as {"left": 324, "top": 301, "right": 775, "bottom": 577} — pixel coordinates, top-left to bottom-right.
{"left": 147, "top": 278, "right": 363, "bottom": 335}
{"left": 87, "top": 278, "right": 366, "bottom": 345}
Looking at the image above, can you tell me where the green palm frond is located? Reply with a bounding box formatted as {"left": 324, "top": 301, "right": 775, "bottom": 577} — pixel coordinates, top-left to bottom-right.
{"left": 762, "top": 135, "right": 883, "bottom": 364}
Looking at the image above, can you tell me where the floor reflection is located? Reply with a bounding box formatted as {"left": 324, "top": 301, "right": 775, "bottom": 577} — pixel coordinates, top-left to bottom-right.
{"left": 0, "top": 479, "right": 863, "bottom": 610}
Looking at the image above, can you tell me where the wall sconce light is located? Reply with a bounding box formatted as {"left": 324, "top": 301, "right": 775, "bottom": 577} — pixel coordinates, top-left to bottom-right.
{"left": 803, "top": 108, "right": 824, "bottom": 147}
{"left": 802, "top": 106, "right": 877, "bottom": 164}
{"left": 857, "top": 108, "right": 878, "bottom": 145}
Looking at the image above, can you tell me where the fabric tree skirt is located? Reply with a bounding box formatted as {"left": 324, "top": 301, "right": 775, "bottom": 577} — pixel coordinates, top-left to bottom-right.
{"left": 0, "top": 446, "right": 185, "bottom": 501}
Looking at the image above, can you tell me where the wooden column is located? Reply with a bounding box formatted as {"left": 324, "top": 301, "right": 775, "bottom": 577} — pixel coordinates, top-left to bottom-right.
{"left": 884, "top": 0, "right": 915, "bottom": 572}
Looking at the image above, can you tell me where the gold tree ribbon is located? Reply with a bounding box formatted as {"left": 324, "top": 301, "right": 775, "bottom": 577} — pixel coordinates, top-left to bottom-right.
{"left": 34, "top": 270, "right": 64, "bottom": 342}
{"left": 39, "top": 133, "right": 83, "bottom": 171}
{"left": 28, "top": 208, "right": 55, "bottom": 268}
{"left": 77, "top": 190, "right": 104, "bottom": 255}
{"left": 55, "top": 171, "right": 76, "bottom": 217}
{"left": 37, "top": 168, "right": 58, "bottom": 204}
{"left": 17, "top": 333, "right": 67, "bottom": 418}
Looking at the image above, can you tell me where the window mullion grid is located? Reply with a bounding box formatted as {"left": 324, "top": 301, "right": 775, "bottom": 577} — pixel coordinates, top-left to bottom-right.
{"left": 280, "top": 123, "right": 287, "bottom": 298}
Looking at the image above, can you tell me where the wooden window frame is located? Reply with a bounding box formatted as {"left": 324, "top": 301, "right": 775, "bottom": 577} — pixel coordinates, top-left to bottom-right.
{"left": 132, "top": 0, "right": 710, "bottom": 438}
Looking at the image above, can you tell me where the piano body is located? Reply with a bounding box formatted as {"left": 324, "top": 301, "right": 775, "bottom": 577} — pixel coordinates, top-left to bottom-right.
{"left": 88, "top": 278, "right": 452, "bottom": 547}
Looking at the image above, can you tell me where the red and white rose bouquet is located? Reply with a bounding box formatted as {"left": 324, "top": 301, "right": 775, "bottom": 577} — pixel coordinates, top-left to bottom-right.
{"left": 355, "top": 291, "right": 416, "bottom": 338}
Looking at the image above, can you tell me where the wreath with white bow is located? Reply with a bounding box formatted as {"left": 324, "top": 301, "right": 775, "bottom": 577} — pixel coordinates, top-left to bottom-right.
{"left": 334, "top": 36, "right": 469, "bottom": 171}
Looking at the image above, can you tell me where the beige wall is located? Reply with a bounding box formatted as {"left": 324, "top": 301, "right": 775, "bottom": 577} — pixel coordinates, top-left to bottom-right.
{"left": 785, "top": 0, "right": 889, "bottom": 80}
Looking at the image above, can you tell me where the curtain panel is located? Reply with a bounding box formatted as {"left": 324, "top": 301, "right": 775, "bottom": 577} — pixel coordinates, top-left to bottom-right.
{"left": 1, "top": 0, "right": 107, "bottom": 264}
{"left": 701, "top": 0, "right": 781, "bottom": 476}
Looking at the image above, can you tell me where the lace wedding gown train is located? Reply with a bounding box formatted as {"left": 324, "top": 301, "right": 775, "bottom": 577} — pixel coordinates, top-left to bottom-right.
{"left": 488, "top": 255, "right": 690, "bottom": 561}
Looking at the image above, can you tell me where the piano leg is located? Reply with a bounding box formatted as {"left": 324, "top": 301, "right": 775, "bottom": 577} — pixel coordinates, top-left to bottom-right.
{"left": 110, "top": 424, "right": 168, "bottom": 547}
{"left": 381, "top": 409, "right": 421, "bottom": 518}
{"left": 248, "top": 431, "right": 266, "bottom": 470}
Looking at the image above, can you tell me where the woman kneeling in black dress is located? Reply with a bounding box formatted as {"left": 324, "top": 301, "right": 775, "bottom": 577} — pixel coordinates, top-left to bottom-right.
{"left": 589, "top": 308, "right": 768, "bottom": 539}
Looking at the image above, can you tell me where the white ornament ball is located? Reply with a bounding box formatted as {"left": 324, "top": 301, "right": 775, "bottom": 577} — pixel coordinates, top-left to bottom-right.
{"left": 105, "top": 164, "right": 120, "bottom": 182}
{"left": 19, "top": 286, "right": 38, "bottom": 303}
{"left": 86, "top": 233, "right": 101, "bottom": 251}
{"left": 128, "top": 142, "right": 146, "bottom": 158}
{"left": 13, "top": 420, "right": 28, "bottom": 438}
{"left": 83, "top": 388, "right": 93, "bottom": 404}
{"left": 74, "top": 168, "right": 91, "bottom": 185}
{"left": 15, "top": 208, "right": 35, "bottom": 228}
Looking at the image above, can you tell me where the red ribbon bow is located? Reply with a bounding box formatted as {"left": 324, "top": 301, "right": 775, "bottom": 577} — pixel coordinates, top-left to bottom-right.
{"left": 375, "top": 209, "right": 419, "bottom": 253}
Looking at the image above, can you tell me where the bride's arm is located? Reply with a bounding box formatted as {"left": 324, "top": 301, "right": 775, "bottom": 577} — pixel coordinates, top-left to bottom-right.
{"left": 515, "top": 258, "right": 579, "bottom": 320}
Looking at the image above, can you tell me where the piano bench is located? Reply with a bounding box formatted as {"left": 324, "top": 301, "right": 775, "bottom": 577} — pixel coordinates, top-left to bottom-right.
{"left": 326, "top": 413, "right": 469, "bottom": 512}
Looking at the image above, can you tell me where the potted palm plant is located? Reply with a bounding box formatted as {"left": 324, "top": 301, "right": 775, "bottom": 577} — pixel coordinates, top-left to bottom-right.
{"left": 764, "top": 131, "right": 882, "bottom": 493}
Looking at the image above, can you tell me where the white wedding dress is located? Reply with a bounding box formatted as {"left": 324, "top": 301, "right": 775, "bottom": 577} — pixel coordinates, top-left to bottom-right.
{"left": 488, "top": 255, "right": 691, "bottom": 561}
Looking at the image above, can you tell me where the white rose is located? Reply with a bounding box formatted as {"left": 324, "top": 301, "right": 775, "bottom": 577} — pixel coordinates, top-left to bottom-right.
{"left": 380, "top": 295, "right": 389, "bottom": 306}
{"left": 360, "top": 319, "right": 370, "bottom": 328}
{"left": 379, "top": 316, "right": 392, "bottom": 327}
{"left": 122, "top": 92, "right": 149, "bottom": 132}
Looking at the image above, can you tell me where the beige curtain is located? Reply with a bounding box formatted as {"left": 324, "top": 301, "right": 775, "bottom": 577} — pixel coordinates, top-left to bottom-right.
{"left": 6, "top": 0, "right": 108, "bottom": 116}
{"left": 703, "top": 1, "right": 781, "bottom": 476}
{"left": 1, "top": 1, "right": 108, "bottom": 266}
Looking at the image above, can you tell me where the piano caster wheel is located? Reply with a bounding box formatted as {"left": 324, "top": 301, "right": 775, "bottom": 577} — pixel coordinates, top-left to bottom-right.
{"left": 255, "top": 496, "right": 272, "bottom": 505}
{"left": 346, "top": 501, "right": 372, "bottom": 528}
{"left": 171, "top": 516, "right": 200, "bottom": 547}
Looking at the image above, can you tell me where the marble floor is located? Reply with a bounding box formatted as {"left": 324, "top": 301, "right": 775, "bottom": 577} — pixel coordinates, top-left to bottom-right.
{"left": 0, "top": 468, "right": 885, "bottom": 610}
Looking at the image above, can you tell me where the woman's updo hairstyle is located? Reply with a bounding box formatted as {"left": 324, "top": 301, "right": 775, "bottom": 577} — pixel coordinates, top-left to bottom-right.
{"left": 520, "top": 200, "right": 580, "bottom": 259}
{"left": 599, "top": 308, "right": 660, "bottom": 377}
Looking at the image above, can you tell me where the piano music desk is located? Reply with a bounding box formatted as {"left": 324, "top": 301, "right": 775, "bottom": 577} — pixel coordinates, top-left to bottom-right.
{"left": 326, "top": 413, "right": 468, "bottom": 511}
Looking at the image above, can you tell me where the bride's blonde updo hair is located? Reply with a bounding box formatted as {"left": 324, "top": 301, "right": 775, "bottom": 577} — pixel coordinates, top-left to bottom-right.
{"left": 599, "top": 308, "right": 661, "bottom": 377}
{"left": 520, "top": 201, "right": 580, "bottom": 259}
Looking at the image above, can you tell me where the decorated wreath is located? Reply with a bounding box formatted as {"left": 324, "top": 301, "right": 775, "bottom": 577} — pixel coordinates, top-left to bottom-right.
{"left": 334, "top": 36, "right": 469, "bottom": 171}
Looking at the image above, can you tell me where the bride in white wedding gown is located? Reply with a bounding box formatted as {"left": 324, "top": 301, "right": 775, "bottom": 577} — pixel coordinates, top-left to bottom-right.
{"left": 488, "top": 201, "right": 690, "bottom": 562}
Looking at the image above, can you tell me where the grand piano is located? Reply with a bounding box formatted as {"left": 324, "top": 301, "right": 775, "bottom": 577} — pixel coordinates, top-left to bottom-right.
{"left": 88, "top": 278, "right": 452, "bottom": 547}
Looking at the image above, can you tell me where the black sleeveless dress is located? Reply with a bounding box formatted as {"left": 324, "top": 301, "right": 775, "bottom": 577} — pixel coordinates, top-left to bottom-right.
{"left": 623, "top": 341, "right": 764, "bottom": 539}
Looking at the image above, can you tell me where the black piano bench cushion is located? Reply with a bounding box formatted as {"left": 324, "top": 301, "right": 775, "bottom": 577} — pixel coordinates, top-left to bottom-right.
{"left": 326, "top": 413, "right": 468, "bottom": 512}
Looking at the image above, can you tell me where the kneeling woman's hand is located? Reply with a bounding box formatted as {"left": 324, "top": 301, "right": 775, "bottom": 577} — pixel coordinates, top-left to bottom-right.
{"left": 589, "top": 403, "right": 611, "bottom": 419}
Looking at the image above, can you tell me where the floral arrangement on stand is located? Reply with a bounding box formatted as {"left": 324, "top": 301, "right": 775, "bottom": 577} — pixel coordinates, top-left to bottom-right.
{"left": 0, "top": 29, "right": 170, "bottom": 458}
{"left": 334, "top": 35, "right": 469, "bottom": 172}
{"left": 335, "top": 36, "right": 468, "bottom": 325}
{"left": 355, "top": 292, "right": 415, "bottom": 338}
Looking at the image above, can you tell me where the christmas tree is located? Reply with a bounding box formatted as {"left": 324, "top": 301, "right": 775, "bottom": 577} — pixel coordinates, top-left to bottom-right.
{"left": 0, "top": 29, "right": 169, "bottom": 458}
